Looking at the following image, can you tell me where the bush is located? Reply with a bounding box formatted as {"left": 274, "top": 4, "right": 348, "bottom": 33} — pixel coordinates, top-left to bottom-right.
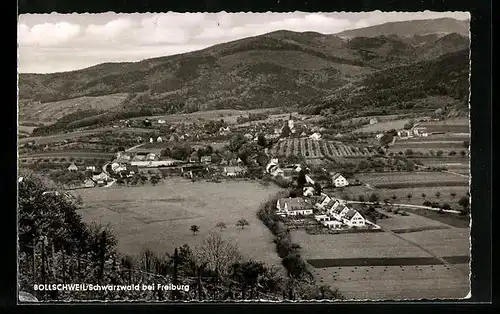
{"left": 441, "top": 203, "right": 451, "bottom": 210}
{"left": 423, "top": 201, "right": 432, "bottom": 207}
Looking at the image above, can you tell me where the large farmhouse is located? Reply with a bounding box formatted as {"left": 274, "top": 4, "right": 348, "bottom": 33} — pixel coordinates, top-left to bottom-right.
{"left": 276, "top": 197, "right": 314, "bottom": 216}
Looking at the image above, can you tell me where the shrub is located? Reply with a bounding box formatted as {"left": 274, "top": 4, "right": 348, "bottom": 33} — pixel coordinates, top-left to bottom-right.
{"left": 423, "top": 201, "right": 432, "bottom": 207}
{"left": 441, "top": 203, "right": 451, "bottom": 210}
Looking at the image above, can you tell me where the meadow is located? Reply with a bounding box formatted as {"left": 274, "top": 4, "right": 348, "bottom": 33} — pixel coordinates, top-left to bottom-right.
{"left": 356, "top": 172, "right": 468, "bottom": 188}
{"left": 419, "top": 119, "right": 470, "bottom": 134}
{"left": 291, "top": 230, "right": 432, "bottom": 260}
{"left": 72, "top": 178, "right": 283, "bottom": 267}
{"left": 398, "top": 228, "right": 470, "bottom": 258}
{"left": 312, "top": 264, "right": 469, "bottom": 300}
{"left": 353, "top": 119, "right": 410, "bottom": 133}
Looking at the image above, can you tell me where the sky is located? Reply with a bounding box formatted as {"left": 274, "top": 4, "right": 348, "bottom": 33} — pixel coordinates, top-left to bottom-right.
{"left": 18, "top": 11, "right": 470, "bottom": 74}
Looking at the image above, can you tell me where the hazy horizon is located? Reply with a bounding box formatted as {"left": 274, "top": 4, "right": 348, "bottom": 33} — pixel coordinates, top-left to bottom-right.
{"left": 18, "top": 11, "right": 470, "bottom": 74}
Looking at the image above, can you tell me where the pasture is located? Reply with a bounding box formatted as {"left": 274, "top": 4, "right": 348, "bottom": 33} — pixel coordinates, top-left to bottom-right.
{"left": 345, "top": 185, "right": 469, "bottom": 209}
{"left": 72, "top": 178, "right": 283, "bottom": 267}
{"left": 398, "top": 228, "right": 470, "bottom": 258}
{"left": 341, "top": 114, "right": 409, "bottom": 127}
{"left": 19, "top": 93, "right": 129, "bottom": 122}
{"left": 356, "top": 172, "right": 468, "bottom": 188}
{"left": 291, "top": 230, "right": 432, "bottom": 259}
{"left": 419, "top": 119, "right": 470, "bottom": 134}
{"left": 312, "top": 264, "right": 469, "bottom": 300}
{"left": 375, "top": 210, "right": 452, "bottom": 231}
{"left": 353, "top": 119, "right": 410, "bottom": 133}
{"left": 18, "top": 126, "right": 152, "bottom": 145}
{"left": 271, "top": 138, "right": 375, "bottom": 158}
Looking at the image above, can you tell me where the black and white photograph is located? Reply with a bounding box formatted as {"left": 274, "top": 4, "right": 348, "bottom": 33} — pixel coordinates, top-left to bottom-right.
{"left": 17, "top": 11, "right": 472, "bottom": 302}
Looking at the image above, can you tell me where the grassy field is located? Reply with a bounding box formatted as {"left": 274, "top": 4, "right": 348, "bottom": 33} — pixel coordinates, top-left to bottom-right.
{"left": 291, "top": 230, "right": 432, "bottom": 259}
{"left": 341, "top": 114, "right": 408, "bottom": 127}
{"left": 19, "top": 93, "right": 129, "bottom": 122}
{"left": 375, "top": 210, "right": 452, "bottom": 231}
{"left": 356, "top": 172, "right": 468, "bottom": 186}
{"left": 72, "top": 178, "right": 283, "bottom": 267}
{"left": 344, "top": 185, "right": 469, "bottom": 208}
{"left": 392, "top": 141, "right": 467, "bottom": 150}
{"left": 353, "top": 119, "right": 410, "bottom": 133}
{"left": 18, "top": 127, "right": 152, "bottom": 145}
{"left": 136, "top": 108, "right": 274, "bottom": 125}
{"left": 398, "top": 228, "right": 470, "bottom": 258}
{"left": 312, "top": 264, "right": 469, "bottom": 300}
{"left": 419, "top": 119, "right": 470, "bottom": 134}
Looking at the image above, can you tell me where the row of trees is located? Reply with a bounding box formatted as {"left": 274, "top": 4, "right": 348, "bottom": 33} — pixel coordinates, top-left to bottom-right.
{"left": 189, "top": 219, "right": 251, "bottom": 235}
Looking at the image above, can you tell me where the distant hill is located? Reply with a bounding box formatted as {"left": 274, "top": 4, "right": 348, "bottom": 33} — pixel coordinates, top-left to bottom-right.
{"left": 336, "top": 18, "right": 469, "bottom": 38}
{"left": 18, "top": 23, "right": 470, "bottom": 134}
{"left": 301, "top": 49, "right": 470, "bottom": 117}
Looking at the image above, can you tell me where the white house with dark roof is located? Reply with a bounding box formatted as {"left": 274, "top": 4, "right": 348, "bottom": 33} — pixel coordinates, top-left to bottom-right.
{"left": 329, "top": 202, "right": 350, "bottom": 220}
{"left": 67, "top": 163, "right": 78, "bottom": 172}
{"left": 276, "top": 197, "right": 314, "bottom": 216}
{"left": 315, "top": 193, "right": 332, "bottom": 209}
{"left": 331, "top": 172, "right": 349, "bottom": 187}
{"left": 342, "top": 209, "right": 366, "bottom": 227}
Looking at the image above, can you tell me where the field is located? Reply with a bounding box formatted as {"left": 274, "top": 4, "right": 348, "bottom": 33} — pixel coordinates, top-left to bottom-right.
{"left": 19, "top": 93, "right": 130, "bottom": 122}
{"left": 312, "top": 264, "right": 469, "bottom": 300}
{"left": 375, "top": 210, "right": 453, "bottom": 231}
{"left": 344, "top": 185, "right": 469, "bottom": 210}
{"left": 291, "top": 230, "right": 432, "bottom": 259}
{"left": 136, "top": 108, "right": 274, "bottom": 125}
{"left": 271, "top": 138, "right": 375, "bottom": 158}
{"left": 356, "top": 172, "right": 468, "bottom": 188}
{"left": 293, "top": 208, "right": 470, "bottom": 300}
{"left": 413, "top": 158, "right": 470, "bottom": 175}
{"left": 419, "top": 119, "right": 470, "bottom": 134}
{"left": 398, "top": 228, "right": 470, "bottom": 258}
{"left": 353, "top": 119, "right": 410, "bottom": 133}
{"left": 341, "top": 114, "right": 409, "bottom": 127}
{"left": 72, "top": 178, "right": 283, "bottom": 267}
{"left": 18, "top": 127, "right": 152, "bottom": 145}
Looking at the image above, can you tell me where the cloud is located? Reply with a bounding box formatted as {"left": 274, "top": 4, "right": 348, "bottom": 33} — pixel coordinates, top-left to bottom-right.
{"left": 84, "top": 18, "right": 135, "bottom": 43}
{"left": 18, "top": 22, "right": 81, "bottom": 46}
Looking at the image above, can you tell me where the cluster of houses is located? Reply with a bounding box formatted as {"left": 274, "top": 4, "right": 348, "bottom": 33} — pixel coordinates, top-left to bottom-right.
{"left": 397, "top": 126, "right": 429, "bottom": 139}
{"left": 276, "top": 193, "right": 368, "bottom": 230}
{"left": 67, "top": 162, "right": 113, "bottom": 188}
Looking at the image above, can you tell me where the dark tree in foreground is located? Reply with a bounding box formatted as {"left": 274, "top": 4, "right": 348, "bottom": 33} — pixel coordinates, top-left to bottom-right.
{"left": 421, "top": 193, "right": 426, "bottom": 199}
{"left": 458, "top": 196, "right": 470, "bottom": 215}
{"left": 407, "top": 193, "right": 412, "bottom": 203}
{"left": 297, "top": 170, "right": 307, "bottom": 191}
{"left": 190, "top": 225, "right": 200, "bottom": 235}
{"left": 150, "top": 175, "right": 160, "bottom": 186}
{"left": 313, "top": 182, "right": 322, "bottom": 196}
{"left": 257, "top": 133, "right": 267, "bottom": 147}
{"left": 236, "top": 219, "right": 250, "bottom": 230}
{"left": 435, "top": 191, "right": 441, "bottom": 200}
